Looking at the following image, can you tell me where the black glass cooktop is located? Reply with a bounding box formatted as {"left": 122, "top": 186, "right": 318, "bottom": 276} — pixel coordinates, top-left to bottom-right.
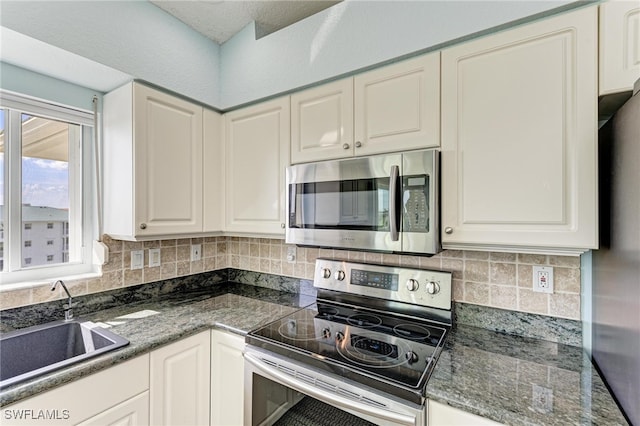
{"left": 247, "top": 302, "right": 448, "bottom": 394}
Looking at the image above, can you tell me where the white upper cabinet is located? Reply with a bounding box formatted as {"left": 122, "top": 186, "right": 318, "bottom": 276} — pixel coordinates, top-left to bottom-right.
{"left": 104, "top": 82, "right": 204, "bottom": 240}
{"left": 224, "top": 97, "right": 290, "bottom": 235}
{"left": 599, "top": 0, "right": 640, "bottom": 95}
{"left": 354, "top": 53, "right": 440, "bottom": 156}
{"left": 203, "top": 108, "right": 224, "bottom": 233}
{"left": 291, "top": 78, "right": 354, "bottom": 163}
{"left": 441, "top": 7, "right": 598, "bottom": 254}
{"left": 290, "top": 54, "right": 440, "bottom": 164}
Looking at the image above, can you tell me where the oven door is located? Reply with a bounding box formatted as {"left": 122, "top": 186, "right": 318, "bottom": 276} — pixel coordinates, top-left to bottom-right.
{"left": 244, "top": 347, "right": 425, "bottom": 426}
{"left": 286, "top": 154, "right": 403, "bottom": 252}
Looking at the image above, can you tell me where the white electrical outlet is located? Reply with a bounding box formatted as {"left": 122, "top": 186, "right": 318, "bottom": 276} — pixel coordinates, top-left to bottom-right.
{"left": 532, "top": 384, "right": 554, "bottom": 414}
{"left": 130, "top": 250, "right": 144, "bottom": 270}
{"left": 191, "top": 244, "right": 202, "bottom": 261}
{"left": 533, "top": 266, "right": 554, "bottom": 293}
{"left": 286, "top": 246, "right": 297, "bottom": 264}
{"left": 149, "top": 248, "right": 161, "bottom": 267}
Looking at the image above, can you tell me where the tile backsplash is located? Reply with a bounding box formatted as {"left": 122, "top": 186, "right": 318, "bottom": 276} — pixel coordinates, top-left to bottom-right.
{"left": 1, "top": 236, "right": 582, "bottom": 320}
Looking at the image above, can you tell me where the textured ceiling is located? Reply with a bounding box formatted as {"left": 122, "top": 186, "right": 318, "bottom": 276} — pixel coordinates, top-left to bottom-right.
{"left": 150, "top": 0, "right": 341, "bottom": 44}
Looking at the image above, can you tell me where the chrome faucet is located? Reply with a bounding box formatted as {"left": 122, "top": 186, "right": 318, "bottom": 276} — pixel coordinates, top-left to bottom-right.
{"left": 51, "top": 280, "right": 75, "bottom": 321}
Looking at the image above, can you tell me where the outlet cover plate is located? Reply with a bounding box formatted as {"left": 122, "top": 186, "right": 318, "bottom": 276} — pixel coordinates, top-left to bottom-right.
{"left": 286, "top": 246, "right": 296, "bottom": 264}
{"left": 149, "top": 248, "right": 161, "bottom": 267}
{"left": 131, "top": 250, "right": 144, "bottom": 270}
{"left": 533, "top": 266, "right": 554, "bottom": 293}
{"left": 191, "top": 244, "right": 202, "bottom": 261}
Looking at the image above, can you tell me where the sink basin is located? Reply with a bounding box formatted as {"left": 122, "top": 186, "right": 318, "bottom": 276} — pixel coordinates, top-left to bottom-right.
{"left": 0, "top": 320, "right": 129, "bottom": 389}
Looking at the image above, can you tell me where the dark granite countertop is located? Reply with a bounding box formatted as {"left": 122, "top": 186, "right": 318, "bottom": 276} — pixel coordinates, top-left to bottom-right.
{"left": 0, "top": 274, "right": 627, "bottom": 425}
{"left": 426, "top": 325, "right": 628, "bottom": 425}
{"left": 0, "top": 282, "right": 312, "bottom": 407}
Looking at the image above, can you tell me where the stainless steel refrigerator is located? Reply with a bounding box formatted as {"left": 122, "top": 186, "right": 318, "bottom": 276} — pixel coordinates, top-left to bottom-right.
{"left": 593, "top": 80, "right": 640, "bottom": 426}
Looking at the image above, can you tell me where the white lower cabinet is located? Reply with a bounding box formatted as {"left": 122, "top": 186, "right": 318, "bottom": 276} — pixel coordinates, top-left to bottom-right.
{"left": 210, "top": 330, "right": 245, "bottom": 426}
{"left": 428, "top": 400, "right": 503, "bottom": 426}
{"left": 77, "top": 392, "right": 149, "bottom": 426}
{"left": 0, "top": 355, "right": 149, "bottom": 426}
{"left": 150, "top": 331, "right": 211, "bottom": 426}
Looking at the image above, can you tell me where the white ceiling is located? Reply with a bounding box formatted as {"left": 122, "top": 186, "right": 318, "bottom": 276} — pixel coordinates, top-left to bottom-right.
{"left": 149, "top": 0, "right": 341, "bottom": 44}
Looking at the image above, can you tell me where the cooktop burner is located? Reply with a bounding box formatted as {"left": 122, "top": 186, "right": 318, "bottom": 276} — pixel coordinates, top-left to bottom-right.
{"left": 246, "top": 259, "right": 453, "bottom": 405}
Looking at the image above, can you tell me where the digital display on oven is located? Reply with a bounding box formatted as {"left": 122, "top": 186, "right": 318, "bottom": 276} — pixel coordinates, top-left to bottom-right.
{"left": 351, "top": 335, "right": 398, "bottom": 358}
{"left": 350, "top": 269, "right": 399, "bottom": 291}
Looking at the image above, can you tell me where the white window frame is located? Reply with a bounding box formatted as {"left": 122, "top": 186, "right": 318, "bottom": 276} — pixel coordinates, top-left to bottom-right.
{"left": 1, "top": 90, "right": 98, "bottom": 285}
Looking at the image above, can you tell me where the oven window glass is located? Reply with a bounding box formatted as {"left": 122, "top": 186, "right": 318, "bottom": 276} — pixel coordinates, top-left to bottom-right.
{"left": 289, "top": 178, "right": 390, "bottom": 231}
{"left": 250, "top": 374, "right": 376, "bottom": 426}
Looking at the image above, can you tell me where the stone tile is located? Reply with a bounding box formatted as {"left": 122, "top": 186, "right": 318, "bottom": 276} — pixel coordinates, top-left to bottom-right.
{"left": 318, "top": 248, "right": 334, "bottom": 259}
{"left": 215, "top": 255, "right": 228, "bottom": 270}
{"left": 348, "top": 251, "right": 365, "bottom": 262}
{"left": 419, "top": 256, "right": 442, "bottom": 269}
{"left": 176, "top": 245, "right": 190, "bottom": 262}
{"left": 304, "top": 247, "right": 319, "bottom": 263}
{"left": 239, "top": 241, "right": 250, "bottom": 256}
{"left": 229, "top": 241, "right": 239, "bottom": 255}
{"left": 490, "top": 262, "right": 517, "bottom": 286}
{"left": 102, "top": 251, "right": 123, "bottom": 272}
{"left": 143, "top": 240, "right": 160, "bottom": 249}
{"left": 490, "top": 252, "right": 516, "bottom": 262}
{"left": 124, "top": 241, "right": 143, "bottom": 251}
{"left": 518, "top": 288, "right": 549, "bottom": 315}
{"left": 161, "top": 262, "right": 177, "bottom": 279}
{"left": 203, "top": 243, "right": 217, "bottom": 258}
{"left": 250, "top": 243, "right": 260, "bottom": 257}
{"left": 260, "top": 243, "right": 270, "bottom": 258}
{"left": 464, "top": 251, "right": 490, "bottom": 260}
{"left": 217, "top": 242, "right": 228, "bottom": 254}
{"left": 440, "top": 250, "right": 463, "bottom": 258}
{"left": 304, "top": 263, "right": 316, "bottom": 280}
{"left": 269, "top": 244, "right": 280, "bottom": 260}
{"left": 239, "top": 256, "right": 250, "bottom": 270}
{"left": 518, "top": 264, "right": 533, "bottom": 288}
{"left": 1, "top": 288, "right": 32, "bottom": 309}
{"left": 400, "top": 255, "right": 420, "bottom": 267}
{"left": 364, "top": 252, "right": 383, "bottom": 264}
{"left": 550, "top": 293, "right": 580, "bottom": 320}
{"left": 442, "top": 259, "right": 463, "bottom": 280}
{"left": 293, "top": 262, "right": 306, "bottom": 278}
{"left": 382, "top": 254, "right": 401, "bottom": 266}
{"left": 88, "top": 271, "right": 124, "bottom": 293}
{"left": 464, "top": 282, "right": 490, "bottom": 305}
{"left": 176, "top": 238, "right": 191, "bottom": 246}
{"left": 548, "top": 255, "right": 580, "bottom": 268}
{"left": 452, "top": 279, "right": 464, "bottom": 301}
{"left": 554, "top": 267, "right": 581, "bottom": 294}
{"left": 161, "top": 247, "right": 177, "bottom": 263}
{"left": 124, "top": 269, "right": 143, "bottom": 286}
{"left": 490, "top": 285, "right": 517, "bottom": 310}
{"left": 270, "top": 260, "right": 282, "bottom": 275}
{"left": 102, "top": 235, "right": 123, "bottom": 253}
{"left": 204, "top": 257, "right": 217, "bottom": 272}
{"left": 281, "top": 261, "right": 294, "bottom": 277}
{"left": 161, "top": 239, "right": 177, "bottom": 247}
{"left": 143, "top": 266, "right": 161, "bottom": 283}
{"left": 191, "top": 237, "right": 203, "bottom": 245}
{"left": 177, "top": 261, "right": 191, "bottom": 277}
{"left": 260, "top": 259, "right": 270, "bottom": 273}
{"left": 191, "top": 259, "right": 204, "bottom": 274}
{"left": 230, "top": 255, "right": 240, "bottom": 268}
{"left": 517, "top": 254, "right": 547, "bottom": 265}
{"left": 464, "top": 260, "right": 489, "bottom": 283}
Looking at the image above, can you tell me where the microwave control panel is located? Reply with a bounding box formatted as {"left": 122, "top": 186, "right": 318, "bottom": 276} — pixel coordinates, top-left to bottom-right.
{"left": 402, "top": 174, "right": 429, "bottom": 233}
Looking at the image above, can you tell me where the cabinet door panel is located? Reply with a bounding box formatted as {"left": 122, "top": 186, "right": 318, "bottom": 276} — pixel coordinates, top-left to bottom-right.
{"left": 600, "top": 0, "right": 640, "bottom": 95}
{"left": 355, "top": 53, "right": 440, "bottom": 155}
{"left": 203, "top": 108, "right": 224, "bottom": 232}
{"left": 441, "top": 7, "right": 597, "bottom": 252}
{"left": 150, "top": 332, "right": 210, "bottom": 426}
{"left": 225, "top": 97, "right": 290, "bottom": 235}
{"left": 77, "top": 392, "right": 149, "bottom": 426}
{"left": 210, "top": 330, "right": 245, "bottom": 426}
{"left": 134, "top": 84, "right": 203, "bottom": 236}
{"left": 291, "top": 79, "right": 354, "bottom": 163}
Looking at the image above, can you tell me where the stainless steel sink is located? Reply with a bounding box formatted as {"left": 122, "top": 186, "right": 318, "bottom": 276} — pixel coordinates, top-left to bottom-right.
{"left": 0, "top": 320, "right": 129, "bottom": 389}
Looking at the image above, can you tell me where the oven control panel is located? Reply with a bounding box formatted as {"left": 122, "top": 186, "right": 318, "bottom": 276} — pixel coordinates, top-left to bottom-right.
{"left": 314, "top": 259, "right": 452, "bottom": 311}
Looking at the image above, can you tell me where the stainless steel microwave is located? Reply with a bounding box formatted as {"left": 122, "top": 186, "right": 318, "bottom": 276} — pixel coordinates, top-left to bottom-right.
{"left": 285, "top": 150, "right": 439, "bottom": 254}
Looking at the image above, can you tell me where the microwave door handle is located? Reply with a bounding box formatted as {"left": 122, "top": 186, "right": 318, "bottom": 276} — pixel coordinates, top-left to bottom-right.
{"left": 389, "top": 165, "right": 400, "bottom": 242}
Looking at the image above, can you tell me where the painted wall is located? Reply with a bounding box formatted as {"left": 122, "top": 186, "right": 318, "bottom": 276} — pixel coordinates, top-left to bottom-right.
{"left": 219, "top": 0, "right": 579, "bottom": 108}
{"left": 0, "top": 62, "right": 100, "bottom": 112}
{"left": 0, "top": 1, "right": 220, "bottom": 106}
{"left": 1, "top": 1, "right": 584, "bottom": 109}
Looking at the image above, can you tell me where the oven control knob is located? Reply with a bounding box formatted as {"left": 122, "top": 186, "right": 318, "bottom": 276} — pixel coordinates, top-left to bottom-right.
{"left": 322, "top": 328, "right": 331, "bottom": 339}
{"left": 406, "top": 279, "right": 419, "bottom": 292}
{"left": 405, "top": 351, "right": 419, "bottom": 364}
{"left": 334, "top": 270, "right": 346, "bottom": 281}
{"left": 321, "top": 268, "right": 332, "bottom": 279}
{"left": 426, "top": 281, "right": 441, "bottom": 295}
{"left": 336, "top": 331, "right": 345, "bottom": 342}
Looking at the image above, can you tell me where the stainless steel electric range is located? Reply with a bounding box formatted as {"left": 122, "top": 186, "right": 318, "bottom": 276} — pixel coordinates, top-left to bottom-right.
{"left": 245, "top": 259, "right": 452, "bottom": 426}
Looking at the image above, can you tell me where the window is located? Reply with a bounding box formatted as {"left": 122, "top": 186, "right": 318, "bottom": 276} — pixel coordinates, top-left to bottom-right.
{"left": 1, "top": 92, "right": 96, "bottom": 284}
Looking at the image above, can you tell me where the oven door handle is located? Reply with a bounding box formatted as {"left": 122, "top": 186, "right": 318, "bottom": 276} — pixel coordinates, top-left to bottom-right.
{"left": 245, "top": 352, "right": 417, "bottom": 426}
